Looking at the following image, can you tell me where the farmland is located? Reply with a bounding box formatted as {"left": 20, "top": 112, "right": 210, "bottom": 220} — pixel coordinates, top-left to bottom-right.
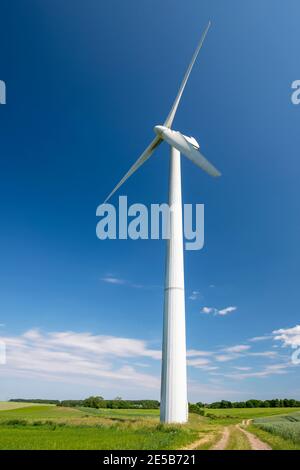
{"left": 0, "top": 403, "right": 200, "bottom": 450}
{"left": 250, "top": 411, "right": 300, "bottom": 450}
{"left": 0, "top": 402, "right": 46, "bottom": 411}
{"left": 0, "top": 402, "right": 300, "bottom": 450}
{"left": 205, "top": 407, "right": 300, "bottom": 420}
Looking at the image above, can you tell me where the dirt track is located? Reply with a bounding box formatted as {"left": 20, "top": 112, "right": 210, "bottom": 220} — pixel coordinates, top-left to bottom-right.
{"left": 182, "top": 435, "right": 212, "bottom": 450}
{"left": 211, "top": 426, "right": 230, "bottom": 450}
{"left": 181, "top": 420, "right": 272, "bottom": 451}
{"left": 236, "top": 424, "right": 271, "bottom": 450}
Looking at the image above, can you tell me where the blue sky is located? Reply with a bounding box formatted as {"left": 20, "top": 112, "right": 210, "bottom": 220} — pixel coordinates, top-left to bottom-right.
{"left": 0, "top": 0, "right": 300, "bottom": 402}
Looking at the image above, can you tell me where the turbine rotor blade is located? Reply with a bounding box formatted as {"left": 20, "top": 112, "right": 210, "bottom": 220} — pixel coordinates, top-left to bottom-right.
{"left": 183, "top": 147, "right": 221, "bottom": 177}
{"left": 104, "top": 136, "right": 162, "bottom": 203}
{"left": 164, "top": 21, "right": 211, "bottom": 129}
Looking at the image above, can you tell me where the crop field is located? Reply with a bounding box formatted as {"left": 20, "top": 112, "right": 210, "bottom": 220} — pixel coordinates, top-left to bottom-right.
{"left": 0, "top": 402, "right": 47, "bottom": 411}
{"left": 251, "top": 411, "right": 300, "bottom": 449}
{"left": 0, "top": 403, "right": 300, "bottom": 450}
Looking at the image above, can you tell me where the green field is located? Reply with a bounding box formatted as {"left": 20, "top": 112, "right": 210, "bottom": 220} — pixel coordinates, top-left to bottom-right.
{"left": 206, "top": 407, "right": 300, "bottom": 419}
{"left": 0, "top": 403, "right": 200, "bottom": 450}
{"left": 0, "top": 402, "right": 300, "bottom": 450}
{"left": 250, "top": 411, "right": 300, "bottom": 449}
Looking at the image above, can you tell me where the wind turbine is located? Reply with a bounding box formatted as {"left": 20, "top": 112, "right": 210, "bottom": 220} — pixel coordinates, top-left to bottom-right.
{"left": 105, "top": 21, "right": 221, "bottom": 423}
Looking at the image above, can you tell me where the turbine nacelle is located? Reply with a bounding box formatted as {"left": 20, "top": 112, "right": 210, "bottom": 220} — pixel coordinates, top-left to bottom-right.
{"left": 154, "top": 125, "right": 221, "bottom": 178}
{"left": 154, "top": 125, "right": 199, "bottom": 149}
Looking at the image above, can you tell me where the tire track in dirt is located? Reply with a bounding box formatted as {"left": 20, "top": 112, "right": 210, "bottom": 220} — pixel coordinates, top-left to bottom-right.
{"left": 181, "top": 435, "right": 212, "bottom": 450}
{"left": 211, "top": 426, "right": 230, "bottom": 450}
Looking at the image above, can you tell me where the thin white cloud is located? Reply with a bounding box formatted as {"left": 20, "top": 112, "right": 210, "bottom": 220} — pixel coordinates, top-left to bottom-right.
{"left": 226, "top": 363, "right": 290, "bottom": 380}
{"left": 224, "top": 345, "right": 250, "bottom": 353}
{"left": 101, "top": 276, "right": 127, "bottom": 285}
{"left": 186, "top": 349, "right": 213, "bottom": 357}
{"left": 213, "top": 344, "right": 279, "bottom": 364}
{"left": 212, "top": 362, "right": 291, "bottom": 381}
{"left": 201, "top": 307, "right": 215, "bottom": 314}
{"left": 200, "top": 306, "right": 237, "bottom": 316}
{"left": 100, "top": 276, "right": 158, "bottom": 290}
{"left": 187, "top": 357, "right": 211, "bottom": 368}
{"left": 189, "top": 290, "right": 201, "bottom": 301}
{"left": 215, "top": 354, "right": 237, "bottom": 362}
{"left": 249, "top": 335, "right": 272, "bottom": 342}
{"left": 273, "top": 325, "right": 300, "bottom": 349}
{"left": 248, "top": 351, "right": 278, "bottom": 358}
{"left": 218, "top": 306, "right": 237, "bottom": 316}
{"left": 133, "top": 362, "right": 150, "bottom": 368}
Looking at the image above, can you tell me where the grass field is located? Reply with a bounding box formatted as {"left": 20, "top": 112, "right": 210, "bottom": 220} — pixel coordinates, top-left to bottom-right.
{"left": 0, "top": 402, "right": 300, "bottom": 450}
{"left": 205, "top": 407, "right": 300, "bottom": 419}
{"left": 0, "top": 403, "right": 200, "bottom": 450}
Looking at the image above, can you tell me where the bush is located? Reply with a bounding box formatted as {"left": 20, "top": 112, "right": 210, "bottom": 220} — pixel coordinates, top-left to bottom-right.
{"left": 188, "top": 403, "right": 205, "bottom": 415}
{"left": 3, "top": 419, "right": 28, "bottom": 426}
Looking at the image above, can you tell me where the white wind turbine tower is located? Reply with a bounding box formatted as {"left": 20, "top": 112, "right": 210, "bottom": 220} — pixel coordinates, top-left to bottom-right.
{"left": 105, "top": 22, "right": 221, "bottom": 423}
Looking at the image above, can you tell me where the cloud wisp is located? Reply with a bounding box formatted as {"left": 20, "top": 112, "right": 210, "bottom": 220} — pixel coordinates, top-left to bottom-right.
{"left": 201, "top": 306, "right": 237, "bottom": 316}
{"left": 224, "top": 345, "right": 250, "bottom": 354}
{"left": 189, "top": 290, "right": 201, "bottom": 301}
{"left": 273, "top": 325, "right": 300, "bottom": 349}
{"left": 219, "top": 363, "right": 291, "bottom": 380}
{"left": 248, "top": 335, "right": 273, "bottom": 342}
{"left": 101, "top": 276, "right": 127, "bottom": 285}
{"left": 100, "top": 276, "right": 159, "bottom": 290}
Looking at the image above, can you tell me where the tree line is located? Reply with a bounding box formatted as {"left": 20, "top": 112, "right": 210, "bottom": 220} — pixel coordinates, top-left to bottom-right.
{"left": 10, "top": 397, "right": 160, "bottom": 409}
{"left": 196, "top": 399, "right": 300, "bottom": 409}
{"left": 10, "top": 397, "right": 300, "bottom": 410}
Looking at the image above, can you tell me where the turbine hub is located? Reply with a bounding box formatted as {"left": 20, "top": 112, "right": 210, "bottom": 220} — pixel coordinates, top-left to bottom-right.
{"left": 154, "top": 125, "right": 166, "bottom": 136}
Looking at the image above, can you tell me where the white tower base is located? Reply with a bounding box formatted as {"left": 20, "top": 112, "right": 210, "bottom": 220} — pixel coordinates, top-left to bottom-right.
{"left": 160, "top": 146, "right": 188, "bottom": 424}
